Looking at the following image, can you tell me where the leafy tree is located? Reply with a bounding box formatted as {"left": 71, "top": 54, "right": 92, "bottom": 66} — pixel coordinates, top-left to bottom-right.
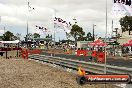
{"left": 0, "top": 36, "right": 3, "bottom": 40}
{"left": 86, "top": 32, "right": 93, "bottom": 41}
{"left": 45, "top": 34, "right": 52, "bottom": 45}
{"left": 12, "top": 33, "right": 21, "bottom": 40}
{"left": 70, "top": 24, "right": 85, "bottom": 44}
{"left": 2, "top": 31, "right": 14, "bottom": 41}
{"left": 44, "top": 34, "right": 52, "bottom": 49}
{"left": 33, "top": 33, "right": 40, "bottom": 38}
{"left": 45, "top": 34, "right": 52, "bottom": 38}
{"left": 12, "top": 36, "right": 17, "bottom": 40}
{"left": 98, "top": 37, "right": 102, "bottom": 39}
{"left": 60, "top": 39, "right": 74, "bottom": 44}
{"left": 66, "top": 32, "right": 71, "bottom": 40}
{"left": 77, "top": 36, "right": 87, "bottom": 41}
{"left": 24, "top": 33, "right": 33, "bottom": 41}
{"left": 77, "top": 32, "right": 94, "bottom": 41}
{"left": 28, "top": 33, "right": 33, "bottom": 39}
{"left": 16, "top": 33, "right": 21, "bottom": 40}
{"left": 119, "top": 16, "right": 132, "bottom": 35}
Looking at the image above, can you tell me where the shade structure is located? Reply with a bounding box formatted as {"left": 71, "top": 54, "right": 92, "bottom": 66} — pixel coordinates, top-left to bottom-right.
{"left": 0, "top": 40, "right": 20, "bottom": 44}
{"left": 123, "top": 43, "right": 129, "bottom": 46}
{"left": 128, "top": 40, "right": 132, "bottom": 43}
{"left": 89, "top": 42, "right": 96, "bottom": 46}
{"left": 88, "top": 39, "right": 107, "bottom": 47}
{"left": 122, "top": 40, "right": 132, "bottom": 46}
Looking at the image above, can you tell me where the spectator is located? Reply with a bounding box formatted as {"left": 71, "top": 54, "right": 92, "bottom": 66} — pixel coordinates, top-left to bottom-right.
{"left": 126, "top": 47, "right": 129, "bottom": 53}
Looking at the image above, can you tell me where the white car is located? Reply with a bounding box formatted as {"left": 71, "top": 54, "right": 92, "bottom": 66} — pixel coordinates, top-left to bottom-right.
{"left": 69, "top": 44, "right": 76, "bottom": 48}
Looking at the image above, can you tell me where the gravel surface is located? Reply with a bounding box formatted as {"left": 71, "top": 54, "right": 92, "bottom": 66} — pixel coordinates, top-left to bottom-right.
{"left": 0, "top": 58, "right": 119, "bottom": 88}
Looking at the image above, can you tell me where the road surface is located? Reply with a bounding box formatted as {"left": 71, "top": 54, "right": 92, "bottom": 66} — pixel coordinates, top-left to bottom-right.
{"left": 41, "top": 51, "right": 132, "bottom": 68}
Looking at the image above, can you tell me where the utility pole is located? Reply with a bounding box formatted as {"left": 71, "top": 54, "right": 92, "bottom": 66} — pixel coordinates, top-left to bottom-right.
{"left": 104, "top": 0, "right": 108, "bottom": 75}
{"left": 53, "top": 8, "right": 56, "bottom": 57}
{"left": 54, "top": 26, "right": 55, "bottom": 52}
{"left": 104, "top": 1, "right": 108, "bottom": 88}
{"left": 73, "top": 17, "right": 77, "bottom": 45}
{"left": 93, "top": 24, "right": 96, "bottom": 42}
{"left": 113, "top": 28, "right": 119, "bottom": 41}
{"left": 4, "top": 27, "right": 5, "bottom": 34}
{"left": 27, "top": 1, "right": 29, "bottom": 48}
{"left": 111, "top": 20, "right": 114, "bottom": 37}
{"left": 26, "top": 22, "right": 28, "bottom": 48}
{"left": 3, "top": 27, "right": 7, "bottom": 59}
{"left": 26, "top": 0, "right": 35, "bottom": 48}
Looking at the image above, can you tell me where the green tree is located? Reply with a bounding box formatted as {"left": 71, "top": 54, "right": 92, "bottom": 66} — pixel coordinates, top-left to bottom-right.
{"left": 46, "top": 34, "right": 50, "bottom": 38}
{"left": 24, "top": 33, "right": 33, "bottom": 41}
{"left": 45, "top": 34, "right": 52, "bottom": 42}
{"left": 119, "top": 16, "right": 132, "bottom": 35}
{"left": 0, "top": 36, "right": 3, "bottom": 40}
{"left": 45, "top": 34, "right": 52, "bottom": 39}
{"left": 2, "top": 31, "right": 14, "bottom": 41}
{"left": 77, "top": 36, "right": 87, "bottom": 41}
{"left": 86, "top": 32, "right": 93, "bottom": 41}
{"left": 16, "top": 33, "right": 21, "bottom": 40}
{"left": 33, "top": 33, "right": 40, "bottom": 38}
{"left": 12, "top": 33, "right": 21, "bottom": 40}
{"left": 70, "top": 24, "right": 85, "bottom": 44}
{"left": 45, "top": 34, "right": 52, "bottom": 49}
{"left": 98, "top": 37, "right": 102, "bottom": 39}
{"left": 66, "top": 32, "right": 71, "bottom": 40}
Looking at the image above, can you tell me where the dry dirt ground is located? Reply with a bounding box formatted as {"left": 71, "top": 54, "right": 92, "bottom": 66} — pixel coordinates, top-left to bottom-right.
{"left": 46, "top": 49, "right": 66, "bottom": 54}
{"left": 0, "top": 58, "right": 120, "bottom": 88}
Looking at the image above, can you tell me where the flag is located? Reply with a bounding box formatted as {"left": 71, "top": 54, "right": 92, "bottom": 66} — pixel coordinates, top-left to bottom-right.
{"left": 54, "top": 17, "right": 71, "bottom": 33}
{"left": 36, "top": 25, "right": 49, "bottom": 33}
{"left": 66, "top": 32, "right": 71, "bottom": 39}
{"left": 64, "top": 26, "right": 71, "bottom": 33}
{"left": 54, "top": 22, "right": 65, "bottom": 31}
{"left": 112, "top": 0, "right": 132, "bottom": 16}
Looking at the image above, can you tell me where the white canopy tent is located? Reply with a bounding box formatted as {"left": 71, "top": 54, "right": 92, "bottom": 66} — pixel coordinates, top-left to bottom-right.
{"left": 0, "top": 40, "right": 20, "bottom": 44}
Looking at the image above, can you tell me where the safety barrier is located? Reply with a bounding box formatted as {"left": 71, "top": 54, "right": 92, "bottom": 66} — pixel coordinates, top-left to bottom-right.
{"left": 21, "top": 49, "right": 41, "bottom": 59}
{"left": 29, "top": 54, "right": 132, "bottom": 76}
{"left": 28, "top": 49, "right": 41, "bottom": 55}
{"left": 21, "top": 49, "right": 28, "bottom": 59}
{"left": 0, "top": 48, "right": 22, "bottom": 51}
{"left": 97, "top": 52, "right": 105, "bottom": 63}
{"left": 76, "top": 50, "right": 105, "bottom": 63}
{"left": 77, "top": 50, "right": 88, "bottom": 56}
{"left": 92, "top": 51, "right": 97, "bottom": 57}
{"left": 0, "top": 48, "right": 22, "bottom": 58}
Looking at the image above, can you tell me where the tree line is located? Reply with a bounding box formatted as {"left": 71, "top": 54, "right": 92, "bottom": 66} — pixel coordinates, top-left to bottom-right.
{"left": 0, "top": 32, "right": 41, "bottom": 41}
{"left": 0, "top": 15, "right": 131, "bottom": 42}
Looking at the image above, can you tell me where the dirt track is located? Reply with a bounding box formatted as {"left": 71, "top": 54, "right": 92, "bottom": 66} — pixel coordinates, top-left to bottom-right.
{"left": 0, "top": 58, "right": 119, "bottom": 88}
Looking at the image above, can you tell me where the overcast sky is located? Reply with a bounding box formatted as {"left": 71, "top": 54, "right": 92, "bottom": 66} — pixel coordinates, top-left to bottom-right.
{"left": 0, "top": 0, "right": 122, "bottom": 41}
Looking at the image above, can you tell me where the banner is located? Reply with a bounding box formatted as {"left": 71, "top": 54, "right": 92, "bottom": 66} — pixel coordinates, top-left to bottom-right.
{"left": 112, "top": 0, "right": 132, "bottom": 16}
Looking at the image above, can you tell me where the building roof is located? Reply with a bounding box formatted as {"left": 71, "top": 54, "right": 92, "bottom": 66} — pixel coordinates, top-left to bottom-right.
{"left": 34, "top": 38, "right": 52, "bottom": 41}
{"left": 118, "top": 31, "right": 132, "bottom": 45}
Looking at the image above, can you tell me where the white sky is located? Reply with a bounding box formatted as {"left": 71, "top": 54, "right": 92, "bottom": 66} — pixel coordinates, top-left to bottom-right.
{"left": 0, "top": 0, "right": 123, "bottom": 41}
